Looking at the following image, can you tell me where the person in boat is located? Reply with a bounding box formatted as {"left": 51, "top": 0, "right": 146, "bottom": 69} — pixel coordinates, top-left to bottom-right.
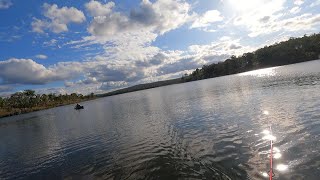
{"left": 75, "top": 103, "right": 82, "bottom": 109}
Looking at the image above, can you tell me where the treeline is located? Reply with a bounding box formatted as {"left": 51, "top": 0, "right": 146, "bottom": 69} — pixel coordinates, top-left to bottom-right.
{"left": 183, "top": 33, "right": 320, "bottom": 81}
{"left": 0, "top": 90, "right": 95, "bottom": 118}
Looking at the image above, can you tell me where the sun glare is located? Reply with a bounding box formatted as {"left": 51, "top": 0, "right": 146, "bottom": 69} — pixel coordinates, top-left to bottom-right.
{"left": 227, "top": 0, "right": 263, "bottom": 12}
{"left": 276, "top": 164, "right": 289, "bottom": 171}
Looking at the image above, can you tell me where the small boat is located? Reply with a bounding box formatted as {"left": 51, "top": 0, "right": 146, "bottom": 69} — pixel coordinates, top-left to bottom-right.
{"left": 74, "top": 104, "right": 84, "bottom": 110}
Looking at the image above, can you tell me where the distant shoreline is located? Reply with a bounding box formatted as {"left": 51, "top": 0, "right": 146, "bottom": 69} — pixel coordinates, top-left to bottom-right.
{"left": 0, "top": 98, "right": 97, "bottom": 119}
{"left": 0, "top": 91, "right": 97, "bottom": 119}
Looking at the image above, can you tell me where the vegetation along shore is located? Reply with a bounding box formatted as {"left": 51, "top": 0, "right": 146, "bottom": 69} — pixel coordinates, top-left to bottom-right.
{"left": 0, "top": 90, "right": 96, "bottom": 118}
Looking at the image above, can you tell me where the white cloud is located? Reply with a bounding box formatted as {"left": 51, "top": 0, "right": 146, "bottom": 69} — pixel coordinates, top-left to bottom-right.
{"left": 45, "top": 83, "right": 103, "bottom": 95}
{"left": 65, "top": 77, "right": 99, "bottom": 87}
{"left": 290, "top": 6, "right": 301, "bottom": 14}
{"left": 86, "top": 0, "right": 192, "bottom": 38}
{"left": 72, "top": 1, "right": 194, "bottom": 65}
{"left": 248, "top": 13, "right": 320, "bottom": 37}
{"left": 310, "top": 0, "right": 320, "bottom": 7}
{"left": 0, "top": 58, "right": 57, "bottom": 84}
{"left": 10, "top": 0, "right": 303, "bottom": 95}
{"left": 226, "top": 0, "right": 320, "bottom": 37}
{"left": 282, "top": 13, "right": 320, "bottom": 31}
{"left": 226, "top": 0, "right": 284, "bottom": 15}
{"left": 230, "top": 0, "right": 286, "bottom": 34}
{"left": 43, "top": 3, "right": 85, "bottom": 24}
{"left": 62, "top": 0, "right": 264, "bottom": 93}
{"left": 32, "top": 3, "right": 85, "bottom": 33}
{"left": 0, "top": 85, "right": 12, "bottom": 92}
{"left": 43, "top": 39, "right": 58, "bottom": 47}
{"left": 294, "top": 0, "right": 304, "bottom": 6}
{"left": 130, "top": 0, "right": 192, "bottom": 34}
{"left": 188, "top": 37, "right": 253, "bottom": 57}
{"left": 158, "top": 57, "right": 201, "bottom": 75}
{"left": 31, "top": 18, "right": 48, "bottom": 33}
{"left": 190, "top": 10, "right": 223, "bottom": 29}
{"left": 85, "top": 0, "right": 115, "bottom": 17}
{"left": 35, "top": 54, "right": 48, "bottom": 59}
{"left": 66, "top": 0, "right": 195, "bottom": 89}
{"left": 144, "top": 37, "right": 254, "bottom": 81}
{"left": 87, "top": 12, "right": 131, "bottom": 37}
{"left": 100, "top": 81, "right": 128, "bottom": 91}
{"left": 148, "top": 37, "right": 259, "bottom": 80}
{"left": 0, "top": 58, "right": 83, "bottom": 85}
{"left": 0, "top": 0, "right": 12, "bottom": 9}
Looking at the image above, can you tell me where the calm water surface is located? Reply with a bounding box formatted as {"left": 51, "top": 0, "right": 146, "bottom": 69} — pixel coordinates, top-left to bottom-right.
{"left": 1, "top": 60, "right": 320, "bottom": 180}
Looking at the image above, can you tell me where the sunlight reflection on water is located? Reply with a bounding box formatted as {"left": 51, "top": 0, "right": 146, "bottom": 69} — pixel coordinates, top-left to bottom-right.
{"left": 262, "top": 134, "right": 276, "bottom": 141}
{"left": 259, "top": 110, "right": 290, "bottom": 179}
{"left": 238, "top": 67, "right": 278, "bottom": 77}
{"left": 273, "top": 153, "right": 282, "bottom": 159}
{"left": 276, "top": 164, "right": 289, "bottom": 171}
{"left": 261, "top": 172, "right": 269, "bottom": 177}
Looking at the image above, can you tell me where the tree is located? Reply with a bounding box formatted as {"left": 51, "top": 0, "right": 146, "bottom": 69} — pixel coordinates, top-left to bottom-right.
{"left": 41, "top": 94, "right": 48, "bottom": 105}
{"left": 0, "top": 97, "right": 4, "bottom": 108}
{"left": 9, "top": 92, "right": 24, "bottom": 108}
{"left": 48, "top": 93, "right": 56, "bottom": 102}
{"left": 23, "top": 90, "right": 35, "bottom": 97}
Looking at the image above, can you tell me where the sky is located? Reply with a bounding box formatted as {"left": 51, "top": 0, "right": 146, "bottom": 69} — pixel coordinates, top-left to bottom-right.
{"left": 0, "top": 0, "right": 320, "bottom": 96}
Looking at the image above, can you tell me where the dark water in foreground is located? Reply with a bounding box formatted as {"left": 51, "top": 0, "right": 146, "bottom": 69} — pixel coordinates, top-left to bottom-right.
{"left": 1, "top": 60, "right": 320, "bottom": 180}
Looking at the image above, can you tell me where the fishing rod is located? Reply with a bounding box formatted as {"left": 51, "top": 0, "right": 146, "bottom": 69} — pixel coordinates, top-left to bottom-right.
{"left": 269, "top": 125, "right": 274, "bottom": 180}
{"left": 264, "top": 111, "right": 275, "bottom": 180}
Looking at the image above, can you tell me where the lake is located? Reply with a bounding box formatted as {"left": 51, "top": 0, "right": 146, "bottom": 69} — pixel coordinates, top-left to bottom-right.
{"left": 1, "top": 60, "right": 320, "bottom": 180}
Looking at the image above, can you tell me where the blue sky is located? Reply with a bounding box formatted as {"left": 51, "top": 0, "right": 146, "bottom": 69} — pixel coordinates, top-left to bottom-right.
{"left": 0, "top": 0, "right": 320, "bottom": 95}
